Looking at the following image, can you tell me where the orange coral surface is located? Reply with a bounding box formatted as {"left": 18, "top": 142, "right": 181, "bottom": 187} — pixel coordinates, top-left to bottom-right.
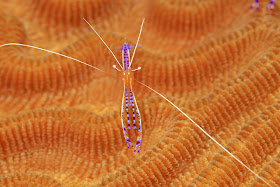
{"left": 0, "top": 0, "right": 280, "bottom": 186}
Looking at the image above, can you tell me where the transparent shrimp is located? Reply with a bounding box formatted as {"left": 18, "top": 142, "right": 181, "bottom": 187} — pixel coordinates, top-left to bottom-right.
{"left": 84, "top": 18, "right": 145, "bottom": 154}
{"left": 118, "top": 43, "right": 143, "bottom": 153}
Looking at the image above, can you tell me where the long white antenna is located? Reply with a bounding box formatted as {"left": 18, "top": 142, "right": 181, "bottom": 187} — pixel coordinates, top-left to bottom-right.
{"left": 129, "top": 18, "right": 145, "bottom": 69}
{"left": 83, "top": 18, "right": 123, "bottom": 69}
{"left": 0, "top": 43, "right": 105, "bottom": 72}
{"left": 135, "top": 79, "right": 272, "bottom": 187}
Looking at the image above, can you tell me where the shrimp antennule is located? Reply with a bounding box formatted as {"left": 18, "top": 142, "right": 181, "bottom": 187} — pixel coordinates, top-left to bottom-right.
{"left": 83, "top": 18, "right": 123, "bottom": 69}
{"left": 129, "top": 18, "right": 145, "bottom": 68}
{"left": 0, "top": 43, "right": 104, "bottom": 72}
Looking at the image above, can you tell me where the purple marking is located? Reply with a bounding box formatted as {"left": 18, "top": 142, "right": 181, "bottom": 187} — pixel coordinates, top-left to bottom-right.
{"left": 134, "top": 139, "right": 142, "bottom": 154}
{"left": 122, "top": 120, "right": 133, "bottom": 149}
{"left": 138, "top": 123, "right": 142, "bottom": 132}
{"left": 269, "top": 0, "right": 276, "bottom": 5}
{"left": 125, "top": 138, "right": 134, "bottom": 149}
{"left": 129, "top": 89, "right": 137, "bottom": 129}
{"left": 125, "top": 89, "right": 131, "bottom": 129}
{"left": 250, "top": 0, "right": 260, "bottom": 11}
{"left": 121, "top": 43, "right": 130, "bottom": 70}
{"left": 117, "top": 45, "right": 140, "bottom": 49}
{"left": 267, "top": 0, "right": 276, "bottom": 11}
{"left": 123, "top": 126, "right": 126, "bottom": 133}
{"left": 121, "top": 43, "right": 140, "bottom": 70}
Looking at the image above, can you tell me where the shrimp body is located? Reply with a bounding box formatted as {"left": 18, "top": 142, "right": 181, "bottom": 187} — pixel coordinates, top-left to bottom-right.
{"left": 120, "top": 43, "right": 142, "bottom": 154}
{"left": 121, "top": 43, "right": 135, "bottom": 89}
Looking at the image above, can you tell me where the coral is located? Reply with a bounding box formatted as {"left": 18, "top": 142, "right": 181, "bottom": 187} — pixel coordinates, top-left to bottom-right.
{"left": 0, "top": 0, "right": 280, "bottom": 186}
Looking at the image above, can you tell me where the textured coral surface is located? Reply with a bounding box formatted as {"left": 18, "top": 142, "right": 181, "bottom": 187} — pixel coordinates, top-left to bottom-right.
{"left": 0, "top": 0, "right": 280, "bottom": 186}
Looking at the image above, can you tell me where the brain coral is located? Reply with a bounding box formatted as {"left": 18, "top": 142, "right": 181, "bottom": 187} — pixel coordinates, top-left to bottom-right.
{"left": 0, "top": 0, "right": 280, "bottom": 186}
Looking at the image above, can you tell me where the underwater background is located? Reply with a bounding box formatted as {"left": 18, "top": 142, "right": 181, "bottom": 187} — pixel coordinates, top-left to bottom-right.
{"left": 0, "top": 0, "right": 280, "bottom": 186}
